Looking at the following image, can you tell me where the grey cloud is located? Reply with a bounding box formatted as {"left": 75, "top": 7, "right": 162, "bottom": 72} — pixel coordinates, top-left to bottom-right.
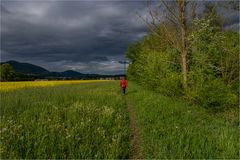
{"left": 1, "top": 1, "right": 147, "bottom": 73}
{"left": 1, "top": 0, "right": 239, "bottom": 74}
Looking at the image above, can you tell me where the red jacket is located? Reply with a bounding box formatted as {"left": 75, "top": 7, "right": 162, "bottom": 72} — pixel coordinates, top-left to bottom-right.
{"left": 120, "top": 79, "right": 127, "bottom": 88}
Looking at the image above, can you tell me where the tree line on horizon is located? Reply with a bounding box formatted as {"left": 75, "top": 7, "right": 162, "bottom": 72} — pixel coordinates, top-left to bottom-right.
{"left": 126, "top": 0, "right": 239, "bottom": 111}
{"left": 0, "top": 63, "right": 123, "bottom": 81}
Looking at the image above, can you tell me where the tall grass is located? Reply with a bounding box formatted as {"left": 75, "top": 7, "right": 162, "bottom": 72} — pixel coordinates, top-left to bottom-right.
{"left": 0, "top": 82, "right": 129, "bottom": 159}
{"left": 127, "top": 82, "right": 239, "bottom": 159}
{"left": 1, "top": 80, "right": 239, "bottom": 158}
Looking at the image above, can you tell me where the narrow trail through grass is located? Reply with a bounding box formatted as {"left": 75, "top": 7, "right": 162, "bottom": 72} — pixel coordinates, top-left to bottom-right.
{"left": 127, "top": 82, "right": 239, "bottom": 159}
{"left": 1, "top": 81, "right": 238, "bottom": 159}
{"left": 124, "top": 96, "right": 143, "bottom": 159}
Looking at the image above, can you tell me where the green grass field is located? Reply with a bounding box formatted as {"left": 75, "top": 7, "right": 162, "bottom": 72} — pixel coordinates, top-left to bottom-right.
{"left": 127, "top": 82, "right": 239, "bottom": 159}
{"left": 0, "top": 81, "right": 239, "bottom": 158}
{"left": 0, "top": 82, "right": 129, "bottom": 159}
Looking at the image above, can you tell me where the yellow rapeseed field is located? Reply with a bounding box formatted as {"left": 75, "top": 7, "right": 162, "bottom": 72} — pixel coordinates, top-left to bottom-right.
{"left": 0, "top": 80, "right": 111, "bottom": 92}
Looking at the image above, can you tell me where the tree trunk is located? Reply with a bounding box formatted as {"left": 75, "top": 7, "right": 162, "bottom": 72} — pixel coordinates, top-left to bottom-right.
{"left": 145, "top": 0, "right": 190, "bottom": 89}
{"left": 181, "top": 52, "right": 188, "bottom": 89}
{"left": 178, "top": 0, "right": 188, "bottom": 89}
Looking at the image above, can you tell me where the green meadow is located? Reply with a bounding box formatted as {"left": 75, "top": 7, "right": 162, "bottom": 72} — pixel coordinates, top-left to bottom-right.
{"left": 127, "top": 82, "right": 239, "bottom": 159}
{"left": 0, "top": 81, "right": 239, "bottom": 158}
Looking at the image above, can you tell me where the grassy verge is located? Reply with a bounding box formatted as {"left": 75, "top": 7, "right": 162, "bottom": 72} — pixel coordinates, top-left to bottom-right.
{"left": 1, "top": 80, "right": 238, "bottom": 158}
{"left": 127, "top": 82, "right": 239, "bottom": 159}
{"left": 0, "top": 81, "right": 129, "bottom": 159}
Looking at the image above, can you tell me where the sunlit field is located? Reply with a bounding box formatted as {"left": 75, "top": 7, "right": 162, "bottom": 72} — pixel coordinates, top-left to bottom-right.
{"left": 0, "top": 81, "right": 238, "bottom": 159}
{"left": 0, "top": 81, "right": 129, "bottom": 159}
{"left": 0, "top": 80, "right": 111, "bottom": 92}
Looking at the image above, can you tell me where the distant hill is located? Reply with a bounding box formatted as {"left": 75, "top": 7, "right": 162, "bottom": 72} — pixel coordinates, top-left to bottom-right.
{"left": 1, "top": 60, "right": 87, "bottom": 78}
{"left": 61, "top": 70, "right": 84, "bottom": 77}
{"left": 1, "top": 60, "right": 49, "bottom": 75}
{"left": 1, "top": 60, "right": 123, "bottom": 79}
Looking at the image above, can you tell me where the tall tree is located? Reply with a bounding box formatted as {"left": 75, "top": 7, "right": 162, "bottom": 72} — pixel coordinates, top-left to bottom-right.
{"left": 141, "top": 0, "right": 197, "bottom": 89}
{"left": 0, "top": 63, "right": 16, "bottom": 81}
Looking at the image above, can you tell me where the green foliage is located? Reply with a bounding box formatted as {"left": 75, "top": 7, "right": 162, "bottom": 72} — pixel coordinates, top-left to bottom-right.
{"left": 203, "top": 3, "right": 223, "bottom": 30}
{"left": 187, "top": 19, "right": 239, "bottom": 110}
{"left": 126, "top": 34, "right": 182, "bottom": 97}
{"left": 156, "top": 71, "right": 182, "bottom": 97}
{"left": 126, "top": 17, "right": 239, "bottom": 110}
{"left": 187, "top": 74, "right": 237, "bottom": 111}
{"left": 126, "top": 42, "right": 142, "bottom": 63}
{"left": 0, "top": 64, "right": 16, "bottom": 81}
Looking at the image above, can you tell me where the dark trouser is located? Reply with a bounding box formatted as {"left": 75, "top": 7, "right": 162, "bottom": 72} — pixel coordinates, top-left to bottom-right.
{"left": 122, "top": 87, "right": 126, "bottom": 95}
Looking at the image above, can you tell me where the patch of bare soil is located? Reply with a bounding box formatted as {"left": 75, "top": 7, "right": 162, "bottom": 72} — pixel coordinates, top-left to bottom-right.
{"left": 125, "top": 97, "right": 143, "bottom": 159}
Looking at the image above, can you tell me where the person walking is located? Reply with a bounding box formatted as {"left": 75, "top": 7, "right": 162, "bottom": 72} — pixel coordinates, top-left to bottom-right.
{"left": 120, "top": 76, "right": 127, "bottom": 95}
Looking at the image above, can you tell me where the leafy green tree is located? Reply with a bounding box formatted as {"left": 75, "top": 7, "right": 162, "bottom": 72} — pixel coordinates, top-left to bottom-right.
{"left": 203, "top": 3, "right": 223, "bottom": 31}
{"left": 187, "top": 19, "right": 238, "bottom": 110}
{"left": 0, "top": 63, "right": 16, "bottom": 81}
{"left": 126, "top": 16, "right": 238, "bottom": 110}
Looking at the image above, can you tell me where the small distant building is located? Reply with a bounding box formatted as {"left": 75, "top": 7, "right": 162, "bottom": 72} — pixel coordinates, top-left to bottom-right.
{"left": 34, "top": 79, "right": 48, "bottom": 81}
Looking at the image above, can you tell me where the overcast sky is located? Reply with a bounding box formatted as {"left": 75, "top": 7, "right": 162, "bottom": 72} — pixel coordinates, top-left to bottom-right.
{"left": 1, "top": 0, "right": 239, "bottom": 74}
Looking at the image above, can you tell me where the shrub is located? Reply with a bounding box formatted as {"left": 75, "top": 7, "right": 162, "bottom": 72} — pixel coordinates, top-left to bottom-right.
{"left": 186, "top": 75, "right": 238, "bottom": 111}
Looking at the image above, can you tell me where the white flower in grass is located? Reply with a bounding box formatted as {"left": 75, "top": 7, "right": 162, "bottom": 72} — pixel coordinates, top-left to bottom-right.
{"left": 20, "top": 136, "right": 24, "bottom": 141}
{"left": 102, "top": 106, "right": 114, "bottom": 116}
{"left": 66, "top": 134, "right": 71, "bottom": 139}
{"left": 17, "top": 125, "right": 23, "bottom": 129}
{"left": 1, "top": 128, "right": 7, "bottom": 133}
{"left": 112, "top": 137, "right": 116, "bottom": 142}
{"left": 53, "top": 105, "right": 58, "bottom": 110}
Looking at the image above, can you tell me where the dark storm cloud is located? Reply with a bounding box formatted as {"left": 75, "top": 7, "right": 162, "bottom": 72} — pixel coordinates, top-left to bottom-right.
{"left": 1, "top": 0, "right": 147, "bottom": 74}
{"left": 1, "top": 0, "right": 239, "bottom": 74}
